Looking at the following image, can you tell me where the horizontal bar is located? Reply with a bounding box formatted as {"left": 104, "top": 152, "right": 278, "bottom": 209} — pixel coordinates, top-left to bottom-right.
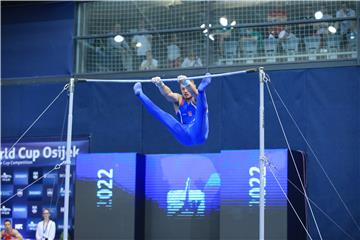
{"left": 77, "top": 68, "right": 258, "bottom": 83}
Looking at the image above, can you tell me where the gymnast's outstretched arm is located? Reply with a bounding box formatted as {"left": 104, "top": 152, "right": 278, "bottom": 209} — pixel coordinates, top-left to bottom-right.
{"left": 152, "top": 77, "right": 181, "bottom": 104}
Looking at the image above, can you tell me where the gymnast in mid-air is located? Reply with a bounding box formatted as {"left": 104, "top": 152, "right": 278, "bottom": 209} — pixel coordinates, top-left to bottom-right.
{"left": 134, "top": 73, "right": 211, "bottom": 146}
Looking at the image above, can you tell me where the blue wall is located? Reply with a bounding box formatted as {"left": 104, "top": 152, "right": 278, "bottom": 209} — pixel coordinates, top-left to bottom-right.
{"left": 1, "top": 2, "right": 75, "bottom": 78}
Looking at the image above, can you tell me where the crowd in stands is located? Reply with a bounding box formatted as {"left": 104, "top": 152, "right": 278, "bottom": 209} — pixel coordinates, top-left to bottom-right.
{"left": 85, "top": 2, "right": 357, "bottom": 72}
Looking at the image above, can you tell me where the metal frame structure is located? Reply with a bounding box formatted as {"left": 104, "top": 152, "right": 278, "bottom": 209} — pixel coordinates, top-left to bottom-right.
{"left": 61, "top": 68, "right": 262, "bottom": 239}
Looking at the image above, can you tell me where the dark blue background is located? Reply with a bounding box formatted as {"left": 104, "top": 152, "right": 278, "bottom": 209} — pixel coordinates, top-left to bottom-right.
{"left": 1, "top": 2, "right": 74, "bottom": 78}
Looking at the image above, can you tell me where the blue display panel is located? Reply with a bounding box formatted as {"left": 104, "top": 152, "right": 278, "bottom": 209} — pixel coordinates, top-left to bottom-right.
{"left": 145, "top": 153, "right": 221, "bottom": 217}
{"left": 0, "top": 139, "right": 89, "bottom": 240}
{"left": 219, "top": 149, "right": 288, "bottom": 239}
{"left": 145, "top": 150, "right": 287, "bottom": 214}
{"left": 75, "top": 153, "right": 138, "bottom": 239}
{"left": 144, "top": 149, "right": 288, "bottom": 239}
{"left": 219, "top": 149, "right": 288, "bottom": 207}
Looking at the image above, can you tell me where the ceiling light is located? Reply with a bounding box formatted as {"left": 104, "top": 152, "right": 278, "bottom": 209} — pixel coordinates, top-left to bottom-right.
{"left": 314, "top": 11, "right": 323, "bottom": 20}
{"left": 328, "top": 26, "right": 336, "bottom": 34}
{"left": 219, "top": 17, "right": 228, "bottom": 27}
{"left": 114, "top": 35, "right": 124, "bottom": 43}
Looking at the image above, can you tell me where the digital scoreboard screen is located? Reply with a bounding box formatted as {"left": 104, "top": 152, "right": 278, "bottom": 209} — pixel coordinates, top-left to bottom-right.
{"left": 75, "top": 153, "right": 138, "bottom": 240}
{"left": 75, "top": 149, "right": 298, "bottom": 240}
{"left": 144, "top": 149, "right": 288, "bottom": 239}
{"left": 219, "top": 149, "right": 288, "bottom": 239}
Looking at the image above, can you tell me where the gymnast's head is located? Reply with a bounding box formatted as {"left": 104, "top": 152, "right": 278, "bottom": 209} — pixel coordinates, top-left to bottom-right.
{"left": 178, "top": 75, "right": 195, "bottom": 100}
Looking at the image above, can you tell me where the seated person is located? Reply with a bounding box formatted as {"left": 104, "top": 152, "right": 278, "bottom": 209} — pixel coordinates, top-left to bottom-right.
{"left": 181, "top": 50, "right": 202, "bottom": 68}
{"left": 140, "top": 50, "right": 158, "bottom": 70}
{"left": 335, "top": 2, "right": 356, "bottom": 49}
{"left": 167, "top": 34, "right": 181, "bottom": 68}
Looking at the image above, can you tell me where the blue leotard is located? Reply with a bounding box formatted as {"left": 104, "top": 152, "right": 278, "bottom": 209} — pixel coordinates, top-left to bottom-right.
{"left": 176, "top": 98, "right": 197, "bottom": 124}
{"left": 135, "top": 77, "right": 210, "bottom": 146}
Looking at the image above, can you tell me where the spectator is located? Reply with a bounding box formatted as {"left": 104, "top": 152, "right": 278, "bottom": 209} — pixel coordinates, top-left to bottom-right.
{"left": 140, "top": 50, "right": 158, "bottom": 70}
{"left": 212, "top": 16, "right": 239, "bottom": 60}
{"left": 315, "top": 6, "right": 333, "bottom": 51}
{"left": 222, "top": 29, "right": 239, "bottom": 62}
{"left": 132, "top": 20, "right": 153, "bottom": 69}
{"left": 278, "top": 26, "right": 299, "bottom": 55}
{"left": 298, "top": 5, "right": 317, "bottom": 37}
{"left": 181, "top": 50, "right": 202, "bottom": 68}
{"left": 167, "top": 34, "right": 181, "bottom": 68}
{"left": 279, "top": 27, "right": 297, "bottom": 40}
{"left": 0, "top": 219, "right": 23, "bottom": 240}
{"left": 106, "top": 23, "right": 133, "bottom": 71}
{"left": 297, "top": 5, "right": 317, "bottom": 52}
{"left": 81, "top": 37, "right": 107, "bottom": 72}
{"left": 335, "top": 2, "right": 356, "bottom": 49}
{"left": 316, "top": 6, "right": 333, "bottom": 35}
{"left": 36, "top": 208, "right": 56, "bottom": 240}
{"left": 241, "top": 27, "right": 263, "bottom": 52}
{"left": 267, "top": 2, "right": 288, "bottom": 38}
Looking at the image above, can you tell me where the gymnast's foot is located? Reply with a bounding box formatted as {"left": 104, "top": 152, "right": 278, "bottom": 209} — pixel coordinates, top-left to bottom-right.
{"left": 133, "top": 82, "right": 143, "bottom": 96}
{"left": 198, "top": 73, "right": 211, "bottom": 92}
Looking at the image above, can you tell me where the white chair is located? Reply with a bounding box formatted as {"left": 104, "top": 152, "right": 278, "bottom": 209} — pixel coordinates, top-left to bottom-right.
{"left": 304, "top": 36, "right": 320, "bottom": 61}
{"left": 264, "top": 38, "right": 278, "bottom": 63}
{"left": 347, "top": 32, "right": 357, "bottom": 58}
{"left": 224, "top": 40, "right": 238, "bottom": 65}
{"left": 282, "top": 37, "right": 299, "bottom": 62}
{"left": 326, "top": 34, "right": 340, "bottom": 59}
{"left": 242, "top": 38, "right": 257, "bottom": 64}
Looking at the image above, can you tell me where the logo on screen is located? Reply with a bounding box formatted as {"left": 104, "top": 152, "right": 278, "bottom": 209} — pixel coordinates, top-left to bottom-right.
{"left": 14, "top": 172, "right": 28, "bottom": 185}
{"left": 59, "top": 187, "right": 72, "bottom": 197}
{"left": 1, "top": 205, "right": 12, "bottom": 216}
{"left": 1, "top": 172, "right": 12, "bottom": 182}
{"left": 28, "top": 185, "right": 43, "bottom": 200}
{"left": 16, "top": 189, "right": 24, "bottom": 198}
{"left": 13, "top": 206, "right": 27, "bottom": 219}
{"left": 15, "top": 224, "right": 24, "bottom": 230}
{"left": 31, "top": 205, "right": 38, "bottom": 214}
{"left": 167, "top": 177, "right": 205, "bottom": 216}
{"left": 32, "top": 171, "right": 39, "bottom": 180}
{"left": 47, "top": 188, "right": 54, "bottom": 197}
{"left": 27, "top": 221, "right": 37, "bottom": 231}
{"left": 1, "top": 185, "right": 13, "bottom": 197}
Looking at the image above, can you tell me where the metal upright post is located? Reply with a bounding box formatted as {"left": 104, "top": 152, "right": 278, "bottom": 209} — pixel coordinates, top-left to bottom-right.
{"left": 259, "top": 67, "right": 265, "bottom": 240}
{"left": 63, "top": 78, "right": 75, "bottom": 240}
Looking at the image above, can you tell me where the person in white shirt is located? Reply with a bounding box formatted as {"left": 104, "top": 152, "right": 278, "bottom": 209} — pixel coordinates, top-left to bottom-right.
{"left": 107, "top": 23, "right": 133, "bottom": 71}
{"left": 167, "top": 34, "right": 181, "bottom": 68}
{"left": 36, "top": 208, "right": 56, "bottom": 240}
{"left": 335, "top": 2, "right": 356, "bottom": 49}
{"left": 140, "top": 50, "right": 158, "bottom": 70}
{"left": 181, "top": 50, "right": 202, "bottom": 68}
{"left": 132, "top": 20, "right": 152, "bottom": 68}
{"left": 336, "top": 2, "right": 355, "bottom": 35}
